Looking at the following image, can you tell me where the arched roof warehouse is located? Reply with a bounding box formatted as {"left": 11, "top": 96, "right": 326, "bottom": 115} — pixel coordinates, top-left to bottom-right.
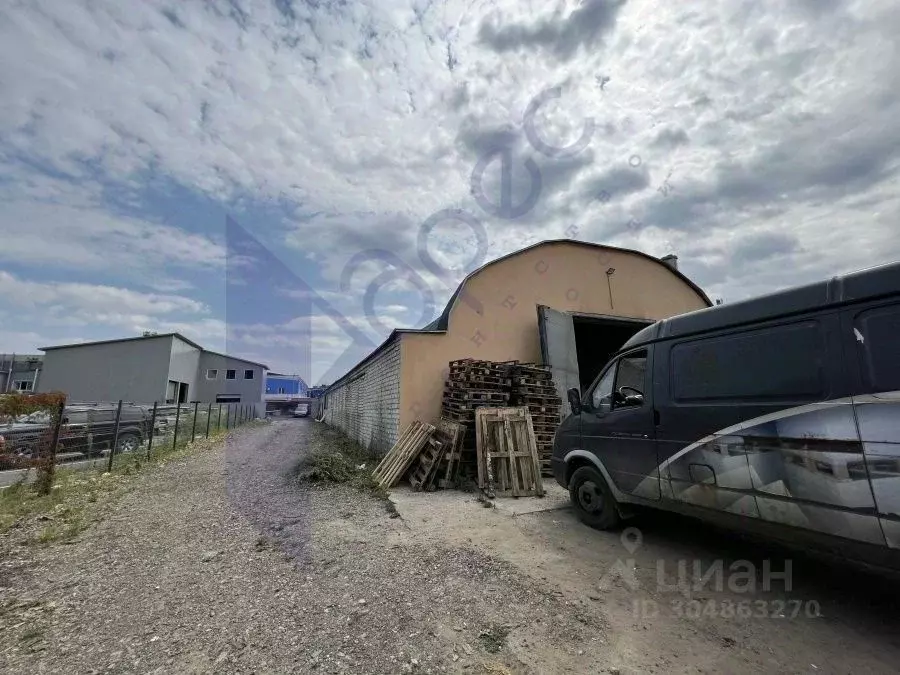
{"left": 320, "top": 239, "right": 711, "bottom": 454}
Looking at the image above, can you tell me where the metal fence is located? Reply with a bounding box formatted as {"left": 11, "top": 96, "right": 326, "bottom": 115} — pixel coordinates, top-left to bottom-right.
{"left": 0, "top": 395, "right": 261, "bottom": 487}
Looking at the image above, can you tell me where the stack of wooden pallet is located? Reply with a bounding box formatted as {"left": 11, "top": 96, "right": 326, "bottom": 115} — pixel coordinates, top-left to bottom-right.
{"left": 440, "top": 359, "right": 512, "bottom": 478}
{"left": 504, "top": 362, "right": 563, "bottom": 476}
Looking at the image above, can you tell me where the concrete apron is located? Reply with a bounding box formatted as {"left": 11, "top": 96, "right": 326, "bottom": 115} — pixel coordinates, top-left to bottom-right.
{"left": 388, "top": 479, "right": 571, "bottom": 519}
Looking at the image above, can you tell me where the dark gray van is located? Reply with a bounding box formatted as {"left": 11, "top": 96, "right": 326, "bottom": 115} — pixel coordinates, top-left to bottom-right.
{"left": 551, "top": 261, "right": 900, "bottom": 569}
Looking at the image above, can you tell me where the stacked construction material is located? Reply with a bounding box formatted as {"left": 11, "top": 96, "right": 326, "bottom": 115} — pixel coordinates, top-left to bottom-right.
{"left": 504, "top": 362, "right": 563, "bottom": 476}
{"left": 440, "top": 359, "right": 511, "bottom": 479}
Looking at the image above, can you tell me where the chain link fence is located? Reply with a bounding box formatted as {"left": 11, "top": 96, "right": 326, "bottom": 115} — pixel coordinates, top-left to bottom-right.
{"left": 0, "top": 394, "right": 261, "bottom": 490}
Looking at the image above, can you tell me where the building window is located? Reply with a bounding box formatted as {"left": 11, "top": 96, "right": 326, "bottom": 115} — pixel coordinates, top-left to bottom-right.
{"left": 206, "top": 369, "right": 218, "bottom": 380}
{"left": 278, "top": 387, "right": 285, "bottom": 394}
{"left": 244, "top": 369, "right": 254, "bottom": 379}
{"left": 216, "top": 394, "right": 241, "bottom": 403}
{"left": 226, "top": 369, "right": 236, "bottom": 380}
{"left": 13, "top": 380, "right": 32, "bottom": 391}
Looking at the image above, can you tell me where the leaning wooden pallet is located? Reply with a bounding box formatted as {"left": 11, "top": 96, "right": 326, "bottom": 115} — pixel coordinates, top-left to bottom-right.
{"left": 475, "top": 406, "right": 544, "bottom": 498}
{"left": 434, "top": 419, "right": 465, "bottom": 488}
{"left": 372, "top": 420, "right": 435, "bottom": 488}
{"left": 408, "top": 435, "right": 447, "bottom": 491}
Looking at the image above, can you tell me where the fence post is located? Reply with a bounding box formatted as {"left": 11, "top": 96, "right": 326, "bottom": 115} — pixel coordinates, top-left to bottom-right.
{"left": 217, "top": 404, "right": 223, "bottom": 431}
{"left": 225, "top": 404, "right": 231, "bottom": 429}
{"left": 173, "top": 403, "right": 182, "bottom": 451}
{"left": 205, "top": 403, "right": 213, "bottom": 438}
{"left": 191, "top": 401, "right": 199, "bottom": 442}
{"left": 44, "top": 398, "right": 66, "bottom": 489}
{"left": 107, "top": 399, "right": 123, "bottom": 473}
{"left": 146, "top": 402, "right": 158, "bottom": 460}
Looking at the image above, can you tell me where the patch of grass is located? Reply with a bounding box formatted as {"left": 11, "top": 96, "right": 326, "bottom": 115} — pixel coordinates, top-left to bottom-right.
{"left": 296, "top": 423, "right": 386, "bottom": 496}
{"left": 478, "top": 624, "right": 511, "bottom": 654}
{"left": 0, "top": 425, "right": 234, "bottom": 546}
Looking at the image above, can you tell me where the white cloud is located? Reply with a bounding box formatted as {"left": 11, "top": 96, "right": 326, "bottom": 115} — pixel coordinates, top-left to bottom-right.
{"left": 0, "top": 173, "right": 225, "bottom": 272}
{"left": 0, "top": 271, "right": 207, "bottom": 316}
{"left": 2, "top": 0, "right": 900, "bottom": 380}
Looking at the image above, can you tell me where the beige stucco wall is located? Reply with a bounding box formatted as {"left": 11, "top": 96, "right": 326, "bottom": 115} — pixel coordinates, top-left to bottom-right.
{"left": 398, "top": 242, "right": 709, "bottom": 430}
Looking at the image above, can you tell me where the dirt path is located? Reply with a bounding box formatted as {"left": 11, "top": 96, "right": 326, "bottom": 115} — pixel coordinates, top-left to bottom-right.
{"left": 0, "top": 420, "right": 605, "bottom": 674}
{"left": 3, "top": 419, "right": 900, "bottom": 674}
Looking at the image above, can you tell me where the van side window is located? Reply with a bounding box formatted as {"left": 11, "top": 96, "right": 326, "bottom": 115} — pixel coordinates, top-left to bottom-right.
{"left": 614, "top": 351, "right": 647, "bottom": 407}
{"left": 671, "top": 320, "right": 824, "bottom": 402}
{"left": 591, "top": 367, "right": 616, "bottom": 413}
{"left": 590, "top": 350, "right": 648, "bottom": 412}
{"left": 853, "top": 303, "right": 900, "bottom": 391}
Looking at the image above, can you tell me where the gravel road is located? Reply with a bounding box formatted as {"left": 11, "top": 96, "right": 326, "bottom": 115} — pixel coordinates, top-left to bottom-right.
{"left": 0, "top": 419, "right": 607, "bottom": 674}
{"left": 5, "top": 418, "right": 900, "bottom": 674}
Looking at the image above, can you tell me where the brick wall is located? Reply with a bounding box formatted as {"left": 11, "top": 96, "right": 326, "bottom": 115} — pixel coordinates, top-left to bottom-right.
{"left": 322, "top": 338, "right": 401, "bottom": 455}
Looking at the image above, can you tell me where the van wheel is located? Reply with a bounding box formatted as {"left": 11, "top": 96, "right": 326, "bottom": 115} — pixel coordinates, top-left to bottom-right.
{"left": 569, "top": 466, "right": 620, "bottom": 530}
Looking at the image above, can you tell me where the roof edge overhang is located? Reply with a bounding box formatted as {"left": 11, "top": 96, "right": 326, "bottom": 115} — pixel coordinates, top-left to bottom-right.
{"left": 322, "top": 328, "right": 445, "bottom": 394}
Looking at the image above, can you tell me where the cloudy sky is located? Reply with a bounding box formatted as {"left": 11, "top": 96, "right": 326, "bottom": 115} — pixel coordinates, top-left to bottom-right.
{"left": 1, "top": 0, "right": 898, "bottom": 384}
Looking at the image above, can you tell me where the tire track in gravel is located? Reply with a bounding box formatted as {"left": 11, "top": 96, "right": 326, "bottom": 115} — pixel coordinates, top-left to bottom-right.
{"left": 224, "top": 418, "right": 313, "bottom": 562}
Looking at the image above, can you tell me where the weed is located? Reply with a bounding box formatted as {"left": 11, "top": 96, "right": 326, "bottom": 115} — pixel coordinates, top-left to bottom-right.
{"left": 478, "top": 624, "right": 511, "bottom": 654}
{"left": 296, "top": 424, "right": 385, "bottom": 496}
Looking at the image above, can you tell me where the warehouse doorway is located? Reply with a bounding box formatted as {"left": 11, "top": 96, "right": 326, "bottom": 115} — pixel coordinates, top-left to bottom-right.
{"left": 166, "top": 380, "right": 190, "bottom": 404}
{"left": 537, "top": 306, "right": 652, "bottom": 419}
{"left": 572, "top": 315, "right": 649, "bottom": 391}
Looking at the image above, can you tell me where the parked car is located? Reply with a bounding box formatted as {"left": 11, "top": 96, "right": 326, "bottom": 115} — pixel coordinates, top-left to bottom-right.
{"left": 0, "top": 403, "right": 151, "bottom": 467}
{"left": 292, "top": 403, "right": 310, "bottom": 418}
{"left": 552, "top": 260, "right": 900, "bottom": 571}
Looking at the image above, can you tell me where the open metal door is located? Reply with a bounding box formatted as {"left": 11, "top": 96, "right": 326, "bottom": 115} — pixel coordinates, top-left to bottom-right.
{"left": 537, "top": 305, "right": 580, "bottom": 423}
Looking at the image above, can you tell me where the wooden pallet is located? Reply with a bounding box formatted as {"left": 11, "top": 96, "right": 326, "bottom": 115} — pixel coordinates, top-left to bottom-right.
{"left": 511, "top": 384, "right": 558, "bottom": 396}
{"left": 444, "top": 388, "right": 510, "bottom": 403}
{"left": 511, "top": 375, "right": 554, "bottom": 387}
{"left": 441, "top": 399, "right": 504, "bottom": 413}
{"left": 408, "top": 436, "right": 446, "bottom": 491}
{"left": 440, "top": 408, "right": 475, "bottom": 422}
{"left": 515, "top": 397, "right": 561, "bottom": 408}
{"left": 434, "top": 419, "right": 465, "bottom": 488}
{"left": 475, "top": 407, "right": 544, "bottom": 498}
{"left": 449, "top": 362, "right": 508, "bottom": 376}
{"left": 446, "top": 375, "right": 511, "bottom": 388}
{"left": 372, "top": 420, "right": 436, "bottom": 488}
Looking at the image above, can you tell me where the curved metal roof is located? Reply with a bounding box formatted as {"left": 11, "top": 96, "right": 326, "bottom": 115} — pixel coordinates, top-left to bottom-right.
{"left": 421, "top": 239, "right": 712, "bottom": 331}
{"left": 325, "top": 240, "right": 710, "bottom": 394}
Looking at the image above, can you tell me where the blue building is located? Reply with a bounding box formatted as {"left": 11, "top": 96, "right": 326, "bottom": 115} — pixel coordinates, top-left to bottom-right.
{"left": 265, "top": 373, "right": 308, "bottom": 399}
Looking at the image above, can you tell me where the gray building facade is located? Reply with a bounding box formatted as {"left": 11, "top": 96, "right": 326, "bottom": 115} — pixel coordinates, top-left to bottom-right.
{"left": 0, "top": 354, "right": 43, "bottom": 393}
{"left": 37, "top": 333, "right": 268, "bottom": 415}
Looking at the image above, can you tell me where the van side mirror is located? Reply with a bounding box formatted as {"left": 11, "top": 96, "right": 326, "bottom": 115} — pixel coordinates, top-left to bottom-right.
{"left": 567, "top": 388, "right": 582, "bottom": 415}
